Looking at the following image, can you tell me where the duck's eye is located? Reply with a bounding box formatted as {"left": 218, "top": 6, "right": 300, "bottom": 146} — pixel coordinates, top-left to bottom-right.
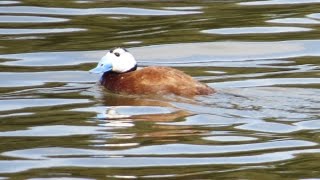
{"left": 100, "top": 64, "right": 103, "bottom": 66}
{"left": 114, "top": 52, "right": 120, "bottom": 57}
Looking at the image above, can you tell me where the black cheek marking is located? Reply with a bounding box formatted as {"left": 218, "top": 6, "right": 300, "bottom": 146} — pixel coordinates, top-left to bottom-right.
{"left": 109, "top": 47, "right": 127, "bottom": 54}
{"left": 109, "top": 47, "right": 117, "bottom": 53}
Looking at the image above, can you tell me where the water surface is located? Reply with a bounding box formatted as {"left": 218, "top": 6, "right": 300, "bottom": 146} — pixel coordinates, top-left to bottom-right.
{"left": 0, "top": 0, "right": 319, "bottom": 179}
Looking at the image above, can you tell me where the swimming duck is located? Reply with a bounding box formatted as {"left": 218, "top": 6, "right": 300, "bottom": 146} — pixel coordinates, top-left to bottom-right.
{"left": 89, "top": 47, "right": 215, "bottom": 97}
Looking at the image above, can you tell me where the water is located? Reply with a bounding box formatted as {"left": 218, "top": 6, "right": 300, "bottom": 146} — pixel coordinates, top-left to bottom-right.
{"left": 0, "top": 0, "right": 319, "bottom": 179}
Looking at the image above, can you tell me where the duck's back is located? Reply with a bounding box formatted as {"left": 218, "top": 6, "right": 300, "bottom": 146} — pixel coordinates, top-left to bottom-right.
{"left": 100, "top": 66, "right": 215, "bottom": 97}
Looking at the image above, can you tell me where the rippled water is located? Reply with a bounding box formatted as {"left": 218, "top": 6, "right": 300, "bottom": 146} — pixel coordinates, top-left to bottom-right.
{"left": 0, "top": 0, "right": 319, "bottom": 179}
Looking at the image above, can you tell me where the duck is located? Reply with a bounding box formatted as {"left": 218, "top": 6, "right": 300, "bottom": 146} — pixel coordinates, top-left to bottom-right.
{"left": 89, "top": 47, "right": 215, "bottom": 97}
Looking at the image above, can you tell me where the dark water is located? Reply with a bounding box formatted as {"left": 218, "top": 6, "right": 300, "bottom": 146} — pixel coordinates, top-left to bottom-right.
{"left": 0, "top": 0, "right": 320, "bottom": 179}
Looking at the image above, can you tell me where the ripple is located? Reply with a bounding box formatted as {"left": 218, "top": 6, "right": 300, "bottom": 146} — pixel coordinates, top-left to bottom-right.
{"left": 0, "top": 112, "right": 33, "bottom": 118}
{"left": 0, "top": 28, "right": 85, "bottom": 35}
{"left": 307, "top": 13, "right": 320, "bottom": 20}
{"left": 6, "top": 36, "right": 45, "bottom": 40}
{"left": 0, "top": 15, "right": 68, "bottom": 23}
{"left": 0, "top": 71, "right": 93, "bottom": 87}
{"left": 117, "top": 140, "right": 316, "bottom": 155}
{"left": 205, "top": 87, "right": 320, "bottom": 122}
{"left": 99, "top": 121, "right": 134, "bottom": 128}
{"left": 0, "top": 125, "right": 107, "bottom": 137}
{"left": 73, "top": 106, "right": 174, "bottom": 116}
{"left": 0, "top": 99, "right": 90, "bottom": 111}
{"left": 236, "top": 121, "right": 300, "bottom": 133}
{"left": 123, "top": 41, "right": 142, "bottom": 45}
{"left": 159, "top": 114, "right": 254, "bottom": 126}
{"left": 30, "top": 178, "right": 93, "bottom": 180}
{"left": 3, "top": 140, "right": 314, "bottom": 159}
{"left": 74, "top": 0, "right": 93, "bottom": 3}
{"left": 2, "top": 40, "right": 320, "bottom": 67}
{"left": 212, "top": 78, "right": 320, "bottom": 88}
{"left": 201, "top": 26, "right": 312, "bottom": 35}
{"left": 96, "top": 143, "right": 139, "bottom": 148}
{"left": 164, "top": 6, "right": 202, "bottom": 10}
{"left": 132, "top": 40, "right": 320, "bottom": 66}
{"left": 295, "top": 120, "right": 320, "bottom": 130}
{"left": 0, "top": 1, "right": 19, "bottom": 5}
{"left": 0, "top": 50, "right": 103, "bottom": 67}
{"left": 1, "top": 148, "right": 319, "bottom": 173}
{"left": 73, "top": 106, "right": 175, "bottom": 120}
{"left": 203, "top": 136, "right": 258, "bottom": 142}
{"left": 0, "top": 6, "right": 201, "bottom": 16}
{"left": 267, "top": 18, "right": 320, "bottom": 24}
{"left": 176, "top": 87, "right": 318, "bottom": 129}
{"left": 239, "top": 0, "right": 320, "bottom": 5}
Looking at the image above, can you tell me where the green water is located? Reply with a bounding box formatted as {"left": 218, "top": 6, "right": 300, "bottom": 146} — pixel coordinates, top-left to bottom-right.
{"left": 0, "top": 0, "right": 320, "bottom": 179}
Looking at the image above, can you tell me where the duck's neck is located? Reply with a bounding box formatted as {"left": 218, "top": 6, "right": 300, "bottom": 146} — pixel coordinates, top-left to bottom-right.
{"left": 101, "top": 64, "right": 138, "bottom": 80}
{"left": 100, "top": 65, "right": 138, "bottom": 84}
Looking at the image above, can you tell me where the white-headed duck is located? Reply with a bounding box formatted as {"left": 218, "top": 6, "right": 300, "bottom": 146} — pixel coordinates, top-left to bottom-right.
{"left": 89, "top": 47, "right": 215, "bottom": 97}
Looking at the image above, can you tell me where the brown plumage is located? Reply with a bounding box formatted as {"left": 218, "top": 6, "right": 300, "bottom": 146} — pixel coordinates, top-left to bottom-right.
{"left": 100, "top": 66, "right": 215, "bottom": 97}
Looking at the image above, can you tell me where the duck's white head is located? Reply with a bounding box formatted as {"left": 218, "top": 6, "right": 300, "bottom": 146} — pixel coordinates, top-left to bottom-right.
{"left": 89, "top": 47, "right": 137, "bottom": 74}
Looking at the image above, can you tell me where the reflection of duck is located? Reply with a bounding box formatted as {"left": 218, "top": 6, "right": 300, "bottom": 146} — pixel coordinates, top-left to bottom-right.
{"left": 90, "top": 47, "right": 215, "bottom": 97}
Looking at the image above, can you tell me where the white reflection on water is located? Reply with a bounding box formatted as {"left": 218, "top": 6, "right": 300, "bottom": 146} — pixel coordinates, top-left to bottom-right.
{"left": 0, "top": 28, "right": 85, "bottom": 35}
{"left": 0, "top": 125, "right": 107, "bottom": 137}
{"left": 0, "top": 98, "right": 90, "bottom": 111}
{"left": 267, "top": 18, "right": 320, "bottom": 24}
{"left": 295, "top": 120, "right": 320, "bottom": 130}
{"left": 0, "top": 15, "right": 68, "bottom": 23}
{"left": 0, "top": 112, "right": 34, "bottom": 118}
{"left": 239, "top": 0, "right": 320, "bottom": 5}
{"left": 236, "top": 121, "right": 300, "bottom": 133}
{"left": 203, "top": 136, "right": 258, "bottom": 142}
{"left": 0, "top": 71, "right": 93, "bottom": 87}
{"left": 308, "top": 13, "right": 320, "bottom": 19}
{"left": 201, "top": 26, "right": 312, "bottom": 35}
{"left": 163, "top": 6, "right": 202, "bottom": 10}
{"left": 72, "top": 106, "right": 175, "bottom": 116}
{"left": 0, "top": 1, "right": 19, "bottom": 5}
{"left": 0, "top": 6, "right": 201, "bottom": 16}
